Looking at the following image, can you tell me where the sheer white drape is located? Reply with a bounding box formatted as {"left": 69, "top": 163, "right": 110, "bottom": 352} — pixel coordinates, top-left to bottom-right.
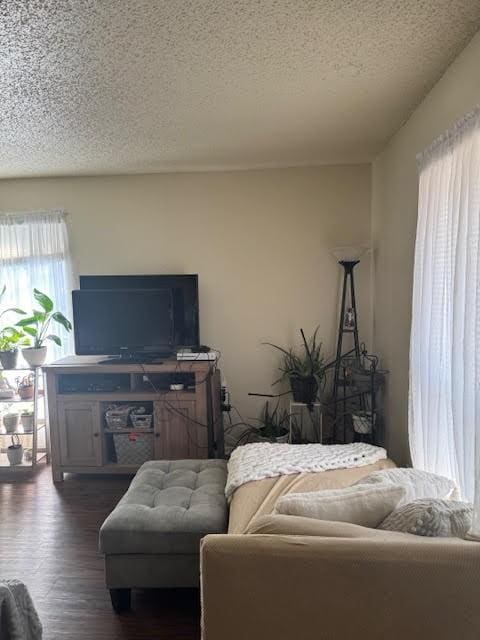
{"left": 409, "top": 108, "right": 480, "bottom": 538}
{"left": 0, "top": 210, "right": 74, "bottom": 361}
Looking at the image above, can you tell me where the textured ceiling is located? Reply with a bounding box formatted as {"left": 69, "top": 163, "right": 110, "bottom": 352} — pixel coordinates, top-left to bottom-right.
{"left": 1, "top": 1, "right": 480, "bottom": 178}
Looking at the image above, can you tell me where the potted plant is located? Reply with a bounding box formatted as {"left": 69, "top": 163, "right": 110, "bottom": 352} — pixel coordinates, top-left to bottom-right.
{"left": 17, "top": 374, "right": 35, "bottom": 400}
{"left": 0, "top": 373, "right": 15, "bottom": 399}
{"left": 265, "top": 327, "right": 325, "bottom": 405}
{"left": 7, "top": 434, "right": 23, "bottom": 465}
{"left": 0, "top": 285, "right": 27, "bottom": 369}
{"left": 17, "top": 289, "right": 72, "bottom": 367}
{"left": 3, "top": 411, "right": 20, "bottom": 433}
{"left": 21, "top": 409, "right": 35, "bottom": 433}
{"left": 255, "top": 401, "right": 290, "bottom": 443}
{"left": 227, "top": 401, "right": 291, "bottom": 447}
{"left": 0, "top": 327, "right": 28, "bottom": 369}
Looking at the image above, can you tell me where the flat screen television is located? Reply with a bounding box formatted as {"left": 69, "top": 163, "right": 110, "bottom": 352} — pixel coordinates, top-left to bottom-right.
{"left": 79, "top": 274, "right": 199, "bottom": 347}
{"left": 72, "top": 289, "right": 174, "bottom": 360}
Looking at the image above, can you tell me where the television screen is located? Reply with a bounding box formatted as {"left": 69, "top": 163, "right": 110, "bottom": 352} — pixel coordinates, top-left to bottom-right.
{"left": 79, "top": 274, "right": 199, "bottom": 347}
{"left": 72, "top": 289, "right": 174, "bottom": 356}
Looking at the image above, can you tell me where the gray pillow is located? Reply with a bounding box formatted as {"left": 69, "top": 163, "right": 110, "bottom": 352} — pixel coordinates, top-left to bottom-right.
{"left": 379, "top": 498, "right": 473, "bottom": 538}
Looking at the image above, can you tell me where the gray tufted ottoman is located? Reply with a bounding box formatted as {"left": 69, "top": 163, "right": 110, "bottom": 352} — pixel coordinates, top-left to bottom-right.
{"left": 99, "top": 459, "right": 228, "bottom": 612}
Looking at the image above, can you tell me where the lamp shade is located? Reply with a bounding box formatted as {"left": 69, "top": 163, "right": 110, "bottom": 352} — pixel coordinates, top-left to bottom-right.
{"left": 332, "top": 246, "right": 368, "bottom": 262}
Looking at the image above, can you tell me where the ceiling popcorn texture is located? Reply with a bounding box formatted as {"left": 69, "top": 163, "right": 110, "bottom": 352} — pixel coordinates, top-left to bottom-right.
{"left": 1, "top": 0, "right": 480, "bottom": 178}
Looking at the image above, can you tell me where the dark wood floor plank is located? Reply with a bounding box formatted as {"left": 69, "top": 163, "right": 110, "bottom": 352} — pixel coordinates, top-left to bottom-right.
{"left": 0, "top": 464, "right": 200, "bottom": 639}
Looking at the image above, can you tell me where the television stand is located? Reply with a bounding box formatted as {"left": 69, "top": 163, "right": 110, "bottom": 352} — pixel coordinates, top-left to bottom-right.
{"left": 44, "top": 356, "right": 224, "bottom": 482}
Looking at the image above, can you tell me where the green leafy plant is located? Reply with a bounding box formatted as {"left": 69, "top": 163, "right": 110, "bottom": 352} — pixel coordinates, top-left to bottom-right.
{"left": 17, "top": 289, "right": 72, "bottom": 348}
{"left": 0, "top": 286, "right": 27, "bottom": 351}
{"left": 264, "top": 327, "right": 325, "bottom": 384}
{"left": 0, "top": 327, "right": 29, "bottom": 352}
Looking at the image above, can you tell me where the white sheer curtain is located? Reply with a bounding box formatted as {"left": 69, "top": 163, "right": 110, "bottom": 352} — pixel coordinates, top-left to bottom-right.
{"left": 0, "top": 210, "right": 74, "bottom": 361}
{"left": 409, "top": 107, "right": 480, "bottom": 538}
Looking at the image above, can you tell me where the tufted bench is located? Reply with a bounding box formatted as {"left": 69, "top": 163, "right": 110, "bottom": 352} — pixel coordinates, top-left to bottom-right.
{"left": 99, "top": 459, "right": 228, "bottom": 612}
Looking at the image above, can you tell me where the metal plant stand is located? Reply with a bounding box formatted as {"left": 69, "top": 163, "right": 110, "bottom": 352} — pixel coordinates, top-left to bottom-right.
{"left": 0, "top": 367, "right": 48, "bottom": 474}
{"left": 332, "top": 260, "right": 362, "bottom": 441}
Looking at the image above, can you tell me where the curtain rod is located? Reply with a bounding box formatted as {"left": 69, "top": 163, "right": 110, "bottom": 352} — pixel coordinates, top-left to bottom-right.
{"left": 417, "top": 104, "right": 480, "bottom": 169}
{"left": 0, "top": 209, "right": 68, "bottom": 220}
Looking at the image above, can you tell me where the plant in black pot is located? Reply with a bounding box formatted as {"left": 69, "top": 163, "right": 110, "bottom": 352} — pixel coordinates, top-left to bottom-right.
{"left": 265, "top": 327, "right": 325, "bottom": 405}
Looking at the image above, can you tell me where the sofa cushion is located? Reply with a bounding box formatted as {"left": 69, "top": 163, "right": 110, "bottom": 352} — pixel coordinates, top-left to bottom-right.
{"left": 353, "top": 468, "right": 460, "bottom": 505}
{"left": 246, "top": 514, "right": 389, "bottom": 538}
{"left": 275, "top": 483, "right": 405, "bottom": 528}
{"left": 379, "top": 498, "right": 473, "bottom": 538}
{"left": 99, "top": 459, "right": 228, "bottom": 555}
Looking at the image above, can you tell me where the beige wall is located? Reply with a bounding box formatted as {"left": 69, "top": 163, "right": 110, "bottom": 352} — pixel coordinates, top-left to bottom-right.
{"left": 0, "top": 166, "right": 372, "bottom": 423}
{"left": 372, "top": 31, "right": 480, "bottom": 464}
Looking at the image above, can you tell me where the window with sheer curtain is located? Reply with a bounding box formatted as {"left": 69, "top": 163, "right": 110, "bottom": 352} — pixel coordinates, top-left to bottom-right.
{"left": 0, "top": 210, "right": 74, "bottom": 361}
{"left": 410, "top": 108, "right": 480, "bottom": 539}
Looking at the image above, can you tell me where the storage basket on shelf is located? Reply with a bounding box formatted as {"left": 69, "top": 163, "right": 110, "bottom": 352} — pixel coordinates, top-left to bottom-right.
{"left": 130, "top": 413, "right": 153, "bottom": 430}
{"left": 113, "top": 431, "right": 154, "bottom": 465}
{"left": 105, "top": 405, "right": 153, "bottom": 431}
{"left": 105, "top": 406, "right": 132, "bottom": 430}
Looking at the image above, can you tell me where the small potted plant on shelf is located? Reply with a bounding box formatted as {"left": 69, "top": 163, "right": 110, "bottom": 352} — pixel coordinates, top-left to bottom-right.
{"left": 17, "top": 373, "right": 35, "bottom": 400}
{"left": 7, "top": 434, "right": 23, "bottom": 465}
{"left": 0, "top": 285, "right": 27, "bottom": 369}
{"left": 0, "top": 373, "right": 15, "bottom": 399}
{"left": 3, "top": 411, "right": 20, "bottom": 433}
{"left": 0, "top": 327, "right": 29, "bottom": 370}
{"left": 17, "top": 289, "right": 72, "bottom": 367}
{"left": 21, "top": 409, "right": 34, "bottom": 433}
{"left": 265, "top": 327, "right": 325, "bottom": 405}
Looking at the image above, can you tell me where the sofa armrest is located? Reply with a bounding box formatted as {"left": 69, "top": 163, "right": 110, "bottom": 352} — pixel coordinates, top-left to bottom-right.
{"left": 201, "top": 533, "right": 480, "bottom": 640}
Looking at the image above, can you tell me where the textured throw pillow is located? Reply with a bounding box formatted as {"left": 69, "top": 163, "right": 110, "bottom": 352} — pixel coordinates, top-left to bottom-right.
{"left": 353, "top": 468, "right": 460, "bottom": 505}
{"left": 379, "top": 499, "right": 473, "bottom": 538}
{"left": 274, "top": 484, "right": 405, "bottom": 529}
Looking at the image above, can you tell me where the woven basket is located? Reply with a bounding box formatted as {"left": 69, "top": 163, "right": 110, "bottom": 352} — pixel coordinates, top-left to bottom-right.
{"left": 113, "top": 432, "right": 154, "bottom": 465}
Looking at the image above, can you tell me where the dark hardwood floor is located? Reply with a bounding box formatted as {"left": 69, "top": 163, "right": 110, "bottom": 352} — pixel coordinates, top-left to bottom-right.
{"left": 0, "top": 464, "right": 200, "bottom": 639}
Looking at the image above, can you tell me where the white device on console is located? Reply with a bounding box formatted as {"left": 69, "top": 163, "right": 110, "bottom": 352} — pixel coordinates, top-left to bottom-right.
{"left": 176, "top": 348, "right": 217, "bottom": 361}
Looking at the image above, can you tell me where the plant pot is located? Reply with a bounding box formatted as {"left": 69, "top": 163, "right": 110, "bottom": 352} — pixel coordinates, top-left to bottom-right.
{"left": 7, "top": 444, "right": 23, "bottom": 465}
{"left": 21, "top": 414, "right": 34, "bottom": 433}
{"left": 18, "top": 385, "right": 34, "bottom": 400}
{"left": 0, "top": 349, "right": 18, "bottom": 370}
{"left": 352, "top": 411, "right": 376, "bottom": 435}
{"left": 289, "top": 375, "right": 318, "bottom": 404}
{"left": 22, "top": 346, "right": 47, "bottom": 367}
{"left": 3, "top": 413, "right": 20, "bottom": 433}
{"left": 257, "top": 431, "right": 289, "bottom": 444}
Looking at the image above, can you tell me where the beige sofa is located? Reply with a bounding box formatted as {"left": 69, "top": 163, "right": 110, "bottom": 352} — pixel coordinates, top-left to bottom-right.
{"left": 200, "top": 460, "right": 480, "bottom": 640}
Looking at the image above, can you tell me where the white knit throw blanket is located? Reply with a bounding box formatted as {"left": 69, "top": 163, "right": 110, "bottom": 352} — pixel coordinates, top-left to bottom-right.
{"left": 226, "top": 442, "right": 387, "bottom": 500}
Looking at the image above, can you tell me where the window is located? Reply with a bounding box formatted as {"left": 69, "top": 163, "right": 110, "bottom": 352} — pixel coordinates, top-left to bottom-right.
{"left": 410, "top": 108, "right": 480, "bottom": 538}
{"left": 0, "top": 210, "right": 74, "bottom": 361}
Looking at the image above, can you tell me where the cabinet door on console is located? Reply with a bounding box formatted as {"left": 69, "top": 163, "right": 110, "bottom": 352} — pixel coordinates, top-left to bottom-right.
{"left": 57, "top": 401, "right": 102, "bottom": 467}
{"left": 155, "top": 400, "right": 208, "bottom": 459}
